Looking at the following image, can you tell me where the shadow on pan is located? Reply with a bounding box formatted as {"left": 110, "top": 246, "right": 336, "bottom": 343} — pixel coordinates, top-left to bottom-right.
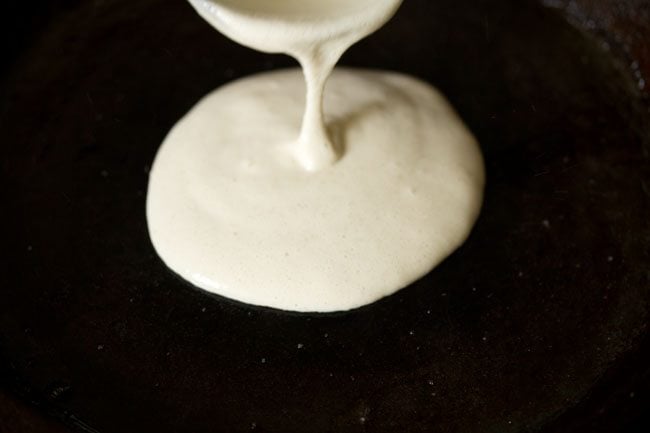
{"left": 0, "top": 0, "right": 649, "bottom": 432}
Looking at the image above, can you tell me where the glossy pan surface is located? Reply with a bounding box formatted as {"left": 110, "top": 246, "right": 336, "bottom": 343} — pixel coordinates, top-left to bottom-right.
{"left": 1, "top": 0, "right": 649, "bottom": 432}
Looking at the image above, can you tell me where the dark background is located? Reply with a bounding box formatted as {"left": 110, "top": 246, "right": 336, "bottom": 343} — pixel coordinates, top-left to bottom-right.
{"left": 1, "top": 0, "right": 648, "bottom": 432}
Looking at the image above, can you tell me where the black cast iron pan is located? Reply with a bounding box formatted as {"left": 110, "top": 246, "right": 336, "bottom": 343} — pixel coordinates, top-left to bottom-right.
{"left": 1, "top": 0, "right": 649, "bottom": 432}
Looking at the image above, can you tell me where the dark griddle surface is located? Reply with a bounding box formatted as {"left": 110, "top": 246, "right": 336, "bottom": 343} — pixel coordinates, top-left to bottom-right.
{"left": 1, "top": 0, "right": 649, "bottom": 432}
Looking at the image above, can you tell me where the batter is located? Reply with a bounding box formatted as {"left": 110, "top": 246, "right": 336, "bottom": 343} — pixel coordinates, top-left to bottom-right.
{"left": 146, "top": 0, "right": 485, "bottom": 312}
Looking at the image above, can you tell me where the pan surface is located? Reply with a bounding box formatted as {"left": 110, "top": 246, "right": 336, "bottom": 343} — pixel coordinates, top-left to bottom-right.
{"left": 1, "top": 0, "right": 649, "bottom": 432}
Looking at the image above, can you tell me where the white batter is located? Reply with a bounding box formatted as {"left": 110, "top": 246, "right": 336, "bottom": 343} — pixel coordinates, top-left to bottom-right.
{"left": 187, "top": 0, "right": 404, "bottom": 171}
{"left": 146, "top": 0, "right": 485, "bottom": 312}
